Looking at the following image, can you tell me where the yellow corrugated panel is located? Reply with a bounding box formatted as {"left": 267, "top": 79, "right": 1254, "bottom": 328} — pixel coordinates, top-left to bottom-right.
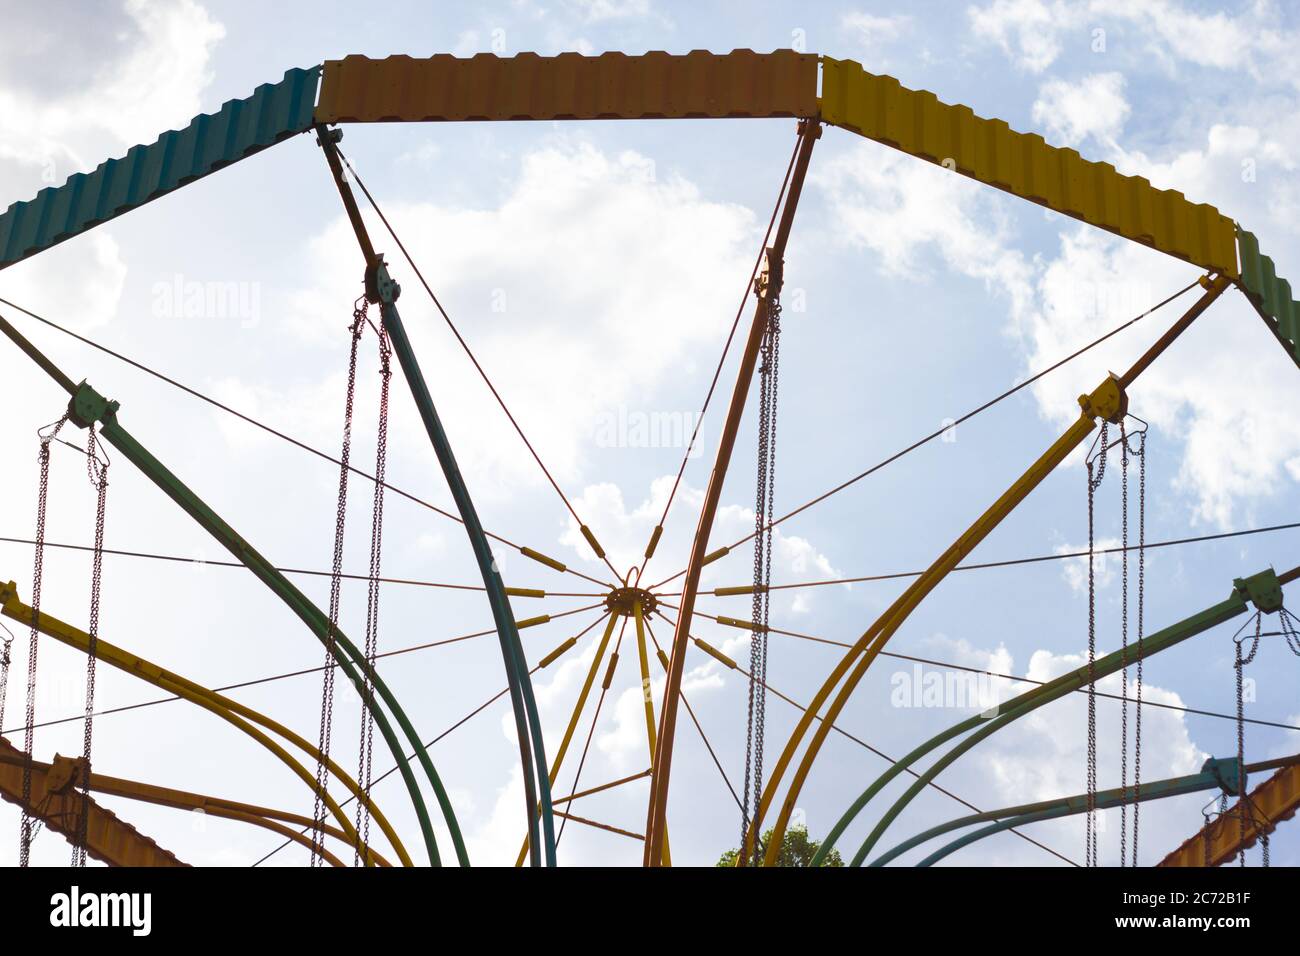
{"left": 316, "top": 50, "right": 819, "bottom": 124}
{"left": 819, "top": 56, "right": 1238, "bottom": 277}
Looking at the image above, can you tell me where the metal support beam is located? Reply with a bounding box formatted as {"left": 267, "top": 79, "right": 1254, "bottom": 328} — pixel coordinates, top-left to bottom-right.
{"left": 315, "top": 125, "right": 555, "bottom": 866}
{"left": 0, "top": 314, "right": 458, "bottom": 865}
{"left": 1159, "top": 759, "right": 1300, "bottom": 866}
{"left": 0, "top": 736, "right": 186, "bottom": 867}
{"left": 645, "top": 118, "right": 820, "bottom": 865}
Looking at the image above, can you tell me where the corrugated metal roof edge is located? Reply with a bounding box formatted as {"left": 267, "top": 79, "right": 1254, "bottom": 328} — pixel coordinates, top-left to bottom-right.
{"left": 0, "top": 65, "right": 322, "bottom": 271}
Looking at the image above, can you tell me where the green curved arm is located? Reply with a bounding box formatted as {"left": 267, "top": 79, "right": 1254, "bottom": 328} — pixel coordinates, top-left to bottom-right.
{"left": 812, "top": 567, "right": 1285, "bottom": 867}
{"left": 315, "top": 125, "right": 555, "bottom": 865}
{"left": 378, "top": 290, "right": 556, "bottom": 866}
{"left": 876, "top": 756, "right": 1243, "bottom": 867}
{"left": 0, "top": 313, "right": 466, "bottom": 865}
{"left": 95, "top": 409, "right": 466, "bottom": 865}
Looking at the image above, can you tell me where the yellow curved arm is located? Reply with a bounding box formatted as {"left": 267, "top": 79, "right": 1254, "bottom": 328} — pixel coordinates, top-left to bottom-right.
{"left": 515, "top": 612, "right": 617, "bottom": 866}
{"left": 0, "top": 748, "right": 389, "bottom": 866}
{"left": 0, "top": 580, "right": 409, "bottom": 867}
{"left": 747, "top": 376, "right": 1125, "bottom": 864}
{"left": 86, "top": 764, "right": 393, "bottom": 867}
{"left": 749, "top": 273, "right": 1229, "bottom": 864}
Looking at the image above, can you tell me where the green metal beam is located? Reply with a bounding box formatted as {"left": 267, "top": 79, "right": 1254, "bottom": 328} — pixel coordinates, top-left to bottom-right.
{"left": 0, "top": 314, "right": 465, "bottom": 866}
{"left": 887, "top": 756, "right": 1245, "bottom": 868}
{"left": 315, "top": 127, "right": 556, "bottom": 866}
{"left": 812, "top": 567, "right": 1288, "bottom": 867}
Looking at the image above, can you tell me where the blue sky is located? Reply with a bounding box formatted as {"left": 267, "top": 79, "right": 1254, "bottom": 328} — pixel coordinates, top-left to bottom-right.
{"left": 1, "top": 0, "right": 1298, "bottom": 867}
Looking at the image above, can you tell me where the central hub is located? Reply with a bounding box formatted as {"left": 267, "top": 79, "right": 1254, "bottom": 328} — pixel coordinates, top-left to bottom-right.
{"left": 604, "top": 586, "right": 658, "bottom": 619}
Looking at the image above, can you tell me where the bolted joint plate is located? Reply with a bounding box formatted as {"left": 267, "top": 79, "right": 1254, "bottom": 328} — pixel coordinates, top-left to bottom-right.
{"left": 604, "top": 586, "right": 658, "bottom": 619}
{"left": 67, "top": 381, "right": 120, "bottom": 429}
{"left": 365, "top": 258, "right": 401, "bottom": 305}
{"left": 1078, "top": 375, "right": 1127, "bottom": 424}
{"left": 1234, "top": 568, "right": 1283, "bottom": 614}
{"left": 1203, "top": 756, "right": 1244, "bottom": 796}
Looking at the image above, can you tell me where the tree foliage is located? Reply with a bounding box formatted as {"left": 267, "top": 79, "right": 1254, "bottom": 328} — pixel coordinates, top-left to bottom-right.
{"left": 715, "top": 825, "right": 844, "bottom": 867}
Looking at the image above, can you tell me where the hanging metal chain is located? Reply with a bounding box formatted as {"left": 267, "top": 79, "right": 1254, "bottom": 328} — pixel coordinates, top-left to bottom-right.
{"left": 73, "top": 428, "right": 109, "bottom": 866}
{"left": 0, "top": 628, "right": 12, "bottom": 732}
{"left": 741, "top": 288, "right": 781, "bottom": 866}
{"left": 311, "top": 301, "right": 366, "bottom": 865}
{"left": 1234, "top": 612, "right": 1261, "bottom": 867}
{"left": 20, "top": 415, "right": 66, "bottom": 867}
{"left": 1085, "top": 421, "right": 1107, "bottom": 868}
{"left": 1131, "top": 428, "right": 1146, "bottom": 866}
{"left": 1119, "top": 421, "right": 1129, "bottom": 864}
{"left": 353, "top": 324, "right": 391, "bottom": 866}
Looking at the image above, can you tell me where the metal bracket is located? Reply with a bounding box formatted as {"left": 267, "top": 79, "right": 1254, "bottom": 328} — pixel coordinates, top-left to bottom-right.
{"left": 365, "top": 257, "right": 401, "bottom": 305}
{"left": 754, "top": 247, "right": 783, "bottom": 300}
{"left": 1203, "top": 756, "right": 1243, "bottom": 796}
{"left": 1234, "top": 568, "right": 1284, "bottom": 614}
{"left": 67, "top": 381, "right": 120, "bottom": 429}
{"left": 1077, "top": 374, "right": 1127, "bottom": 424}
{"left": 46, "top": 754, "right": 88, "bottom": 794}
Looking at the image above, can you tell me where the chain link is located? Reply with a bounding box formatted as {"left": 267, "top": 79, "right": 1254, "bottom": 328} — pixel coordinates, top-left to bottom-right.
{"left": 0, "top": 630, "right": 12, "bottom": 735}
{"left": 741, "top": 286, "right": 781, "bottom": 865}
{"left": 1085, "top": 421, "right": 1107, "bottom": 867}
{"left": 20, "top": 415, "right": 66, "bottom": 867}
{"left": 1233, "top": 612, "right": 1260, "bottom": 867}
{"left": 311, "top": 302, "right": 367, "bottom": 865}
{"left": 73, "top": 428, "right": 109, "bottom": 866}
{"left": 1119, "top": 422, "right": 1129, "bottom": 864}
{"left": 1131, "top": 428, "right": 1145, "bottom": 865}
{"left": 353, "top": 323, "right": 392, "bottom": 866}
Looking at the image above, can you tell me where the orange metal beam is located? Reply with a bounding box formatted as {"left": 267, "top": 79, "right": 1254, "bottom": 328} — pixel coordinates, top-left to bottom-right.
{"left": 1158, "top": 761, "right": 1300, "bottom": 867}
{"left": 0, "top": 735, "right": 186, "bottom": 867}
{"left": 643, "top": 119, "right": 820, "bottom": 865}
{"left": 315, "top": 50, "right": 819, "bottom": 123}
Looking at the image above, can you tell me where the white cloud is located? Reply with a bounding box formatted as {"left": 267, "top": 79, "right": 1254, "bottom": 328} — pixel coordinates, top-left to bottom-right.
{"left": 1055, "top": 536, "right": 1123, "bottom": 594}
{"left": 0, "top": 232, "right": 126, "bottom": 331}
{"left": 1032, "top": 72, "right": 1130, "bottom": 147}
{"left": 0, "top": 0, "right": 224, "bottom": 174}
{"left": 841, "top": 11, "right": 911, "bottom": 64}
{"left": 814, "top": 141, "right": 1036, "bottom": 324}
{"left": 968, "top": 0, "right": 1082, "bottom": 73}
{"left": 969, "top": 0, "right": 1290, "bottom": 76}
{"left": 940, "top": 642, "right": 1206, "bottom": 865}
{"left": 816, "top": 110, "right": 1300, "bottom": 527}
{"left": 564, "top": 0, "right": 652, "bottom": 23}
{"left": 285, "top": 140, "right": 756, "bottom": 502}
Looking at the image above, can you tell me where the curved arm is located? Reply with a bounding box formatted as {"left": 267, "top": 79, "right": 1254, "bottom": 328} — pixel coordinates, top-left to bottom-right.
{"left": 52, "top": 755, "right": 393, "bottom": 866}
{"left": 753, "top": 275, "right": 1231, "bottom": 864}
{"left": 813, "top": 568, "right": 1281, "bottom": 866}
{"left": 0, "top": 312, "right": 460, "bottom": 863}
{"left": 0, "top": 581, "right": 411, "bottom": 866}
{"left": 903, "top": 757, "right": 1247, "bottom": 868}
{"left": 316, "top": 133, "right": 553, "bottom": 865}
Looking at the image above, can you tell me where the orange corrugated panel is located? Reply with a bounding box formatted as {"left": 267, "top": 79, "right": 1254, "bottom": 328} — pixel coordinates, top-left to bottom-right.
{"left": 820, "top": 56, "right": 1239, "bottom": 277}
{"left": 1158, "top": 762, "right": 1300, "bottom": 867}
{"left": 315, "top": 50, "right": 818, "bottom": 124}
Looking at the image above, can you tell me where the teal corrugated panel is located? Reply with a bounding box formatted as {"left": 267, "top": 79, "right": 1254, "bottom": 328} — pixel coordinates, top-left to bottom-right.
{"left": 1236, "top": 226, "right": 1300, "bottom": 369}
{"left": 0, "top": 66, "right": 320, "bottom": 269}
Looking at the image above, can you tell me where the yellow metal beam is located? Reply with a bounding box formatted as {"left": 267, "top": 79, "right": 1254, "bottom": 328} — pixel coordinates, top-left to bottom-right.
{"left": 0, "top": 579, "right": 410, "bottom": 866}
{"left": 819, "top": 56, "right": 1239, "bottom": 278}
{"left": 0, "top": 736, "right": 186, "bottom": 867}
{"left": 633, "top": 600, "right": 669, "bottom": 866}
{"left": 749, "top": 377, "right": 1125, "bottom": 864}
{"left": 749, "top": 277, "right": 1228, "bottom": 864}
{"left": 1159, "top": 761, "right": 1300, "bottom": 867}
{"left": 515, "top": 611, "right": 617, "bottom": 866}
